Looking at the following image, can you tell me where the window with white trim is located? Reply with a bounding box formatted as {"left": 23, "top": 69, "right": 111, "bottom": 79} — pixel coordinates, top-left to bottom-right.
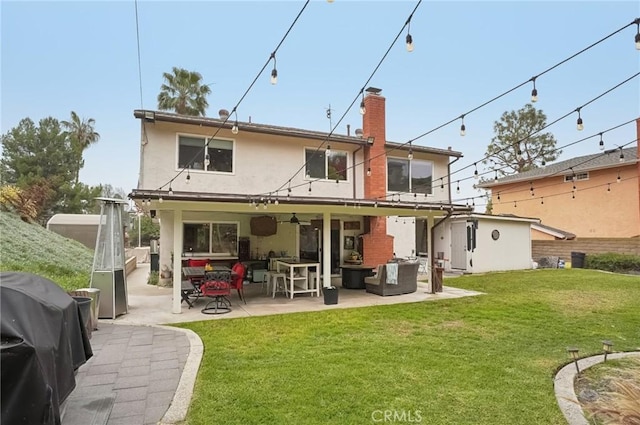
{"left": 178, "top": 135, "right": 233, "bottom": 173}
{"left": 183, "top": 222, "right": 238, "bottom": 255}
{"left": 305, "top": 148, "right": 347, "bottom": 180}
{"left": 564, "top": 172, "right": 589, "bottom": 182}
{"left": 387, "top": 158, "right": 433, "bottom": 194}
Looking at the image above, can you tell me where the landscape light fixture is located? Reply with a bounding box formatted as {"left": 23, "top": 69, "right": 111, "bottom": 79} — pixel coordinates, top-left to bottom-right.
{"left": 602, "top": 340, "right": 614, "bottom": 362}
{"left": 567, "top": 347, "right": 580, "bottom": 373}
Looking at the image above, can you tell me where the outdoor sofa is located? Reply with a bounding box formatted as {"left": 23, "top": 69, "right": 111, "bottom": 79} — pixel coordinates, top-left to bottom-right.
{"left": 364, "top": 262, "right": 419, "bottom": 296}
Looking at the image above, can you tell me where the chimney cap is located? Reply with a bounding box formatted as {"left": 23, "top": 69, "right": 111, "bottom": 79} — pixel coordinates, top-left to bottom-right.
{"left": 365, "top": 87, "right": 382, "bottom": 95}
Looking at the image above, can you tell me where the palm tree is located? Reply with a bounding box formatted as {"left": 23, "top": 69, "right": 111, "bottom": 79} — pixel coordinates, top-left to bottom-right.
{"left": 61, "top": 111, "right": 100, "bottom": 185}
{"left": 157, "top": 67, "right": 211, "bottom": 116}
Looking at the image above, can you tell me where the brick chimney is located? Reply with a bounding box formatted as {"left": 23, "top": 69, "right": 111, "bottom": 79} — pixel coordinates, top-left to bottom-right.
{"left": 362, "top": 87, "right": 394, "bottom": 266}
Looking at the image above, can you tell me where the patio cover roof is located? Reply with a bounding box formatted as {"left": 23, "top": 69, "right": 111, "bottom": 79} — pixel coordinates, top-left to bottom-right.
{"left": 129, "top": 189, "right": 472, "bottom": 217}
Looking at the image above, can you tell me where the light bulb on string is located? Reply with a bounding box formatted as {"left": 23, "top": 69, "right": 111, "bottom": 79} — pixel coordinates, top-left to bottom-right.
{"left": 326, "top": 144, "right": 331, "bottom": 156}
{"left": 531, "top": 77, "right": 538, "bottom": 102}
{"left": 367, "top": 167, "right": 371, "bottom": 177}
{"left": 540, "top": 197, "right": 544, "bottom": 205}
{"left": 459, "top": 115, "right": 466, "bottom": 136}
{"left": 576, "top": 108, "right": 584, "bottom": 131}
{"left": 408, "top": 142, "right": 413, "bottom": 160}
{"left": 598, "top": 133, "right": 604, "bottom": 150}
{"left": 473, "top": 163, "right": 479, "bottom": 180}
{"left": 359, "top": 92, "right": 366, "bottom": 115}
{"left": 617, "top": 172, "right": 621, "bottom": 183}
{"left": 186, "top": 170, "right": 191, "bottom": 184}
{"left": 204, "top": 154, "right": 210, "bottom": 168}
{"left": 497, "top": 192, "right": 501, "bottom": 201}
{"left": 168, "top": 185, "right": 173, "bottom": 196}
{"left": 619, "top": 148, "right": 625, "bottom": 162}
{"left": 635, "top": 21, "right": 640, "bottom": 50}
{"left": 270, "top": 53, "right": 278, "bottom": 85}
{"left": 308, "top": 182, "right": 312, "bottom": 193}
{"left": 494, "top": 170, "right": 498, "bottom": 181}
{"left": 456, "top": 181, "right": 460, "bottom": 194}
{"left": 158, "top": 196, "right": 163, "bottom": 204}
{"left": 607, "top": 183, "right": 611, "bottom": 192}
{"left": 231, "top": 110, "right": 239, "bottom": 134}
{"left": 405, "top": 20, "right": 414, "bottom": 52}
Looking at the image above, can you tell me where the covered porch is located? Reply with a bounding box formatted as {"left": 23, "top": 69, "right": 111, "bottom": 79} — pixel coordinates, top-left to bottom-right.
{"left": 130, "top": 189, "right": 472, "bottom": 315}
{"left": 116, "top": 263, "right": 482, "bottom": 325}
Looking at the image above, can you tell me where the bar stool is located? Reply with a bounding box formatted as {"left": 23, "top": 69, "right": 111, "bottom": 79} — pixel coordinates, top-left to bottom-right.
{"left": 261, "top": 271, "right": 272, "bottom": 294}
{"left": 270, "top": 272, "right": 287, "bottom": 298}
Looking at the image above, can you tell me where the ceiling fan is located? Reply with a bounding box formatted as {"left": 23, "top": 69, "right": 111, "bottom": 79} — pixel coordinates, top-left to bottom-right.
{"left": 276, "top": 213, "right": 310, "bottom": 225}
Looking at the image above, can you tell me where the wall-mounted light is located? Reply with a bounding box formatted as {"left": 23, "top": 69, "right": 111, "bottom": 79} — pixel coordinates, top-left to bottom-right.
{"left": 144, "top": 111, "right": 155, "bottom": 122}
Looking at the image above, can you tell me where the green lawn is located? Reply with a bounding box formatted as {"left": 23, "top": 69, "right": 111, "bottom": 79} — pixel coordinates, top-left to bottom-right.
{"left": 176, "top": 269, "right": 640, "bottom": 425}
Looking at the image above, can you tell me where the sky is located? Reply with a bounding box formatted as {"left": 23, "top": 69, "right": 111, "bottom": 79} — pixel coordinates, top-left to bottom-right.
{"left": 2, "top": 1, "right": 639, "bottom": 210}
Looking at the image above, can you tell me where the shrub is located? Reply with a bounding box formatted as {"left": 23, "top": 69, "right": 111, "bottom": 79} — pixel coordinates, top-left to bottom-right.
{"left": 147, "top": 271, "right": 159, "bottom": 286}
{"left": 585, "top": 252, "right": 640, "bottom": 273}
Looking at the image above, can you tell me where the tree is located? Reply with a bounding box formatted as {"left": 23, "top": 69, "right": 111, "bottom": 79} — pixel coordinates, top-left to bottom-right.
{"left": 157, "top": 67, "right": 211, "bottom": 116}
{"left": 483, "top": 104, "right": 560, "bottom": 176}
{"left": 1, "top": 116, "right": 102, "bottom": 223}
{"left": 61, "top": 111, "right": 100, "bottom": 185}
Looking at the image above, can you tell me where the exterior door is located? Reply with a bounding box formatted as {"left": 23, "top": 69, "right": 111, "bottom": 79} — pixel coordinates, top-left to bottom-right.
{"left": 450, "top": 222, "right": 467, "bottom": 270}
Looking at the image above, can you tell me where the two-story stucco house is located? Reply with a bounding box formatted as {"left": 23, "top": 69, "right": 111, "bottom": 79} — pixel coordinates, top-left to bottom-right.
{"left": 129, "top": 87, "right": 470, "bottom": 312}
{"left": 477, "top": 119, "right": 640, "bottom": 240}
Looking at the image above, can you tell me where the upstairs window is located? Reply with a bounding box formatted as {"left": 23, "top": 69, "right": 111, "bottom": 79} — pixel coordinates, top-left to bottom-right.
{"left": 387, "top": 158, "right": 433, "bottom": 195}
{"left": 305, "top": 149, "right": 347, "bottom": 180}
{"left": 178, "top": 135, "right": 233, "bottom": 173}
{"left": 564, "top": 172, "right": 589, "bottom": 182}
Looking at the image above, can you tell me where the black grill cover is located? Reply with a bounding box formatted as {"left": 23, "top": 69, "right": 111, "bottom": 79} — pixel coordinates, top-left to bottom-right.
{"left": 1, "top": 272, "right": 93, "bottom": 425}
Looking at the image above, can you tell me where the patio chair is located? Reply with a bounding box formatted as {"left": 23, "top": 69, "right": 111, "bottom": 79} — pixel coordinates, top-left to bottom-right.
{"left": 230, "top": 262, "right": 247, "bottom": 304}
{"left": 200, "top": 274, "right": 232, "bottom": 315}
{"left": 187, "top": 258, "right": 210, "bottom": 267}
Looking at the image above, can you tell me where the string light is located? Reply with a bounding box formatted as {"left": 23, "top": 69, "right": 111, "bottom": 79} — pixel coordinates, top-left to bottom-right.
{"left": 440, "top": 179, "right": 444, "bottom": 190}
{"left": 607, "top": 183, "right": 611, "bottom": 192}
{"left": 619, "top": 147, "right": 625, "bottom": 162}
{"left": 497, "top": 192, "right": 501, "bottom": 201}
{"left": 158, "top": 196, "right": 163, "bottom": 203}
{"left": 359, "top": 92, "right": 366, "bottom": 115}
{"left": 598, "top": 133, "right": 604, "bottom": 150}
{"left": 531, "top": 76, "right": 538, "bottom": 102}
{"left": 186, "top": 170, "right": 191, "bottom": 184}
{"left": 576, "top": 107, "right": 584, "bottom": 131}
{"left": 636, "top": 20, "right": 640, "bottom": 50}
{"left": 494, "top": 170, "right": 498, "bottom": 181}
{"left": 408, "top": 142, "right": 413, "bottom": 160}
{"left": 456, "top": 181, "right": 460, "bottom": 194}
{"left": 540, "top": 197, "right": 544, "bottom": 205}
{"left": 231, "top": 112, "right": 239, "bottom": 135}
{"left": 617, "top": 171, "right": 621, "bottom": 183}
{"left": 473, "top": 163, "right": 479, "bottom": 180}
{"left": 572, "top": 192, "right": 576, "bottom": 199}
{"left": 405, "top": 18, "right": 414, "bottom": 52}
{"left": 326, "top": 143, "right": 331, "bottom": 156}
{"left": 459, "top": 115, "right": 466, "bottom": 136}
{"left": 367, "top": 167, "right": 371, "bottom": 177}
{"left": 204, "top": 153, "right": 210, "bottom": 168}
{"left": 514, "top": 200, "right": 517, "bottom": 208}
{"left": 270, "top": 53, "right": 278, "bottom": 85}
{"left": 308, "top": 182, "right": 312, "bottom": 193}
{"left": 168, "top": 185, "right": 173, "bottom": 195}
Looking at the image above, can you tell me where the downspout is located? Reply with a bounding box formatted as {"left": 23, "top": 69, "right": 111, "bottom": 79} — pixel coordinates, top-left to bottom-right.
{"left": 352, "top": 145, "right": 365, "bottom": 199}
{"left": 447, "top": 155, "right": 461, "bottom": 202}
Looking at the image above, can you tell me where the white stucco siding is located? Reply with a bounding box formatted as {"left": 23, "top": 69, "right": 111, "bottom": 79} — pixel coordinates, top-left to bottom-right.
{"left": 387, "top": 153, "right": 453, "bottom": 204}
{"left": 388, "top": 216, "right": 417, "bottom": 258}
{"left": 468, "top": 219, "right": 533, "bottom": 273}
{"left": 140, "top": 122, "right": 364, "bottom": 198}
